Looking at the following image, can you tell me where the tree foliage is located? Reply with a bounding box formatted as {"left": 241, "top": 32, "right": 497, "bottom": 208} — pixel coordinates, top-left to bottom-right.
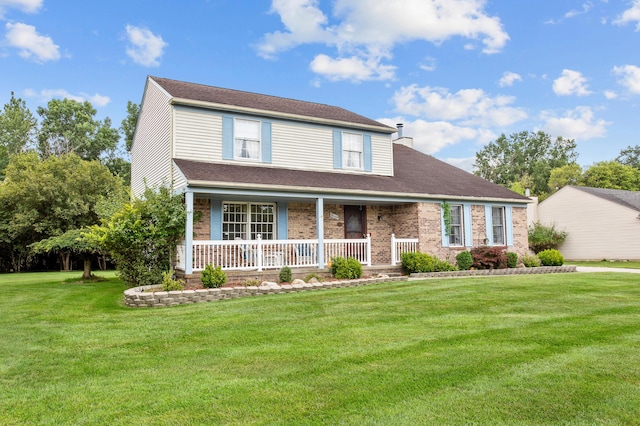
{"left": 581, "top": 160, "right": 640, "bottom": 190}
{"left": 120, "top": 101, "right": 140, "bottom": 152}
{"left": 547, "top": 163, "right": 583, "bottom": 194}
{"left": 37, "top": 98, "right": 118, "bottom": 160}
{"left": 88, "top": 185, "right": 186, "bottom": 287}
{"left": 616, "top": 145, "right": 640, "bottom": 169}
{"left": 0, "top": 92, "right": 36, "bottom": 178}
{"left": 474, "top": 131, "right": 578, "bottom": 196}
{"left": 30, "top": 228, "right": 103, "bottom": 278}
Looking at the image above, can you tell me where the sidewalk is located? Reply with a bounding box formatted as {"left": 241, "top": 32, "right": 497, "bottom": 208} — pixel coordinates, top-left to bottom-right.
{"left": 574, "top": 266, "right": 640, "bottom": 274}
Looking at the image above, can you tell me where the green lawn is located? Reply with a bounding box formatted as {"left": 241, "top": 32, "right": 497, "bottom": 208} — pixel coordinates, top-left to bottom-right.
{"left": 2, "top": 271, "right": 640, "bottom": 425}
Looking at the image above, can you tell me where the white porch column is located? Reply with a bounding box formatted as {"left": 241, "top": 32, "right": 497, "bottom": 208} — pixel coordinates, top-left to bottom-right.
{"left": 185, "top": 191, "right": 194, "bottom": 274}
{"left": 316, "top": 197, "right": 324, "bottom": 268}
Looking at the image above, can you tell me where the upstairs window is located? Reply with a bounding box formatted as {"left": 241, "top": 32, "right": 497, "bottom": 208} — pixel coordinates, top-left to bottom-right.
{"left": 234, "top": 118, "right": 260, "bottom": 161}
{"left": 492, "top": 206, "right": 505, "bottom": 245}
{"left": 342, "top": 132, "right": 363, "bottom": 169}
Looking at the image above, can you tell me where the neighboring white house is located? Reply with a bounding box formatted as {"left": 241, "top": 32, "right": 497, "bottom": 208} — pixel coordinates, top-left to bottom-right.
{"left": 536, "top": 185, "right": 640, "bottom": 260}
{"left": 131, "top": 76, "right": 531, "bottom": 278}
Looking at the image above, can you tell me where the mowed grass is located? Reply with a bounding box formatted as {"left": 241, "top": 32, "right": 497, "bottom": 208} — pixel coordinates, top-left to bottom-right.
{"left": 1, "top": 271, "right": 640, "bottom": 425}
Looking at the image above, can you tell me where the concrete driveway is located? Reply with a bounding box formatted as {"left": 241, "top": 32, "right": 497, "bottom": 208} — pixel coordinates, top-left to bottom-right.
{"left": 574, "top": 266, "right": 640, "bottom": 274}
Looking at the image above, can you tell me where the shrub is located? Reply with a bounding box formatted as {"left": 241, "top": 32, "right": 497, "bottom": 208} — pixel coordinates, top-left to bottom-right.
{"left": 278, "top": 266, "right": 292, "bottom": 283}
{"left": 401, "top": 252, "right": 434, "bottom": 274}
{"left": 330, "top": 256, "right": 363, "bottom": 279}
{"left": 521, "top": 254, "right": 541, "bottom": 267}
{"left": 506, "top": 252, "right": 518, "bottom": 268}
{"left": 161, "top": 269, "right": 184, "bottom": 291}
{"left": 455, "top": 251, "right": 473, "bottom": 270}
{"left": 303, "top": 272, "right": 323, "bottom": 282}
{"left": 242, "top": 278, "right": 261, "bottom": 286}
{"left": 470, "top": 246, "right": 507, "bottom": 269}
{"left": 201, "top": 263, "right": 226, "bottom": 288}
{"left": 537, "top": 249, "right": 564, "bottom": 266}
{"left": 434, "top": 257, "right": 457, "bottom": 272}
{"left": 528, "top": 222, "right": 568, "bottom": 254}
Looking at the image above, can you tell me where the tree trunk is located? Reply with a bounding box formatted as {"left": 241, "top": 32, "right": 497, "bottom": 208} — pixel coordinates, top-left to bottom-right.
{"left": 82, "top": 258, "right": 92, "bottom": 280}
{"left": 60, "top": 252, "right": 71, "bottom": 271}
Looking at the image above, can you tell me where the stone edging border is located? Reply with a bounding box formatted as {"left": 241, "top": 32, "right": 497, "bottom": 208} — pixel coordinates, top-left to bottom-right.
{"left": 124, "top": 266, "right": 577, "bottom": 308}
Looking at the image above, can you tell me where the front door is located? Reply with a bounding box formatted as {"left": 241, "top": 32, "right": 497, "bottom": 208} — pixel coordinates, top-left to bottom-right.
{"left": 344, "top": 205, "right": 367, "bottom": 239}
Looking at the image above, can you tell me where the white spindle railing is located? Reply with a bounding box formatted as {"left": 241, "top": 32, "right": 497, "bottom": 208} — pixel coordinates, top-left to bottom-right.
{"left": 391, "top": 234, "right": 419, "bottom": 265}
{"left": 324, "top": 235, "right": 371, "bottom": 266}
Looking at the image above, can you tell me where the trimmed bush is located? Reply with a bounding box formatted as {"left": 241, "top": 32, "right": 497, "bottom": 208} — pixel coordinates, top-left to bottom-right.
{"left": 470, "top": 246, "right": 507, "bottom": 269}
{"left": 201, "top": 264, "right": 226, "bottom": 288}
{"left": 537, "top": 249, "right": 564, "bottom": 266}
{"left": 330, "top": 256, "right": 363, "bottom": 279}
{"left": 455, "top": 251, "right": 473, "bottom": 270}
{"left": 161, "top": 269, "right": 185, "bottom": 291}
{"left": 506, "top": 252, "right": 518, "bottom": 268}
{"left": 401, "top": 252, "right": 435, "bottom": 274}
{"left": 434, "top": 257, "right": 457, "bottom": 272}
{"left": 278, "top": 266, "right": 293, "bottom": 283}
{"left": 303, "top": 272, "right": 323, "bottom": 282}
{"left": 528, "top": 222, "right": 568, "bottom": 254}
{"left": 521, "top": 254, "right": 542, "bottom": 267}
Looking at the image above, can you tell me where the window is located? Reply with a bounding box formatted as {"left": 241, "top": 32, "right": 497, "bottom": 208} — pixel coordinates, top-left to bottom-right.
{"left": 448, "top": 204, "right": 463, "bottom": 246}
{"left": 342, "top": 132, "right": 363, "bottom": 169}
{"left": 234, "top": 118, "right": 260, "bottom": 161}
{"left": 492, "top": 206, "right": 505, "bottom": 245}
{"left": 222, "top": 202, "right": 275, "bottom": 240}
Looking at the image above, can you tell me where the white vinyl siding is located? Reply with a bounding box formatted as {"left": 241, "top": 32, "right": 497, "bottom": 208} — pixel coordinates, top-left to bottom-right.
{"left": 130, "top": 79, "right": 173, "bottom": 198}
{"left": 537, "top": 186, "right": 640, "bottom": 260}
{"left": 173, "top": 106, "right": 222, "bottom": 162}
{"left": 371, "top": 133, "right": 393, "bottom": 176}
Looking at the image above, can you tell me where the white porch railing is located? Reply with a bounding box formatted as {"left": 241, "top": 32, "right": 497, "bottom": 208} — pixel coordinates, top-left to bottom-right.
{"left": 391, "top": 234, "right": 419, "bottom": 266}
{"left": 176, "top": 235, "right": 373, "bottom": 272}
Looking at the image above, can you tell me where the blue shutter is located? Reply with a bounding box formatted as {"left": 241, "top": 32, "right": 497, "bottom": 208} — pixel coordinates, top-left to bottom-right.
{"left": 210, "top": 200, "right": 222, "bottom": 240}
{"left": 505, "top": 206, "right": 514, "bottom": 246}
{"left": 262, "top": 121, "right": 272, "bottom": 163}
{"left": 222, "top": 116, "right": 234, "bottom": 160}
{"left": 333, "top": 130, "right": 342, "bottom": 169}
{"left": 463, "top": 203, "right": 473, "bottom": 247}
{"left": 441, "top": 204, "right": 450, "bottom": 247}
{"left": 363, "top": 134, "right": 372, "bottom": 172}
{"left": 485, "top": 205, "right": 493, "bottom": 245}
{"left": 277, "top": 202, "right": 288, "bottom": 239}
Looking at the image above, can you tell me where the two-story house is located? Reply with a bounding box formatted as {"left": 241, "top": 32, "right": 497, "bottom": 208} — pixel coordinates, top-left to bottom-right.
{"left": 131, "top": 76, "right": 530, "bottom": 280}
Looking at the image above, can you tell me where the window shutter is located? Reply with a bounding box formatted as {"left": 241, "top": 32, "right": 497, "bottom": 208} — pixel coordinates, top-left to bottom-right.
{"left": 441, "top": 204, "right": 450, "bottom": 247}
{"left": 222, "top": 115, "right": 234, "bottom": 160}
{"left": 333, "top": 130, "right": 342, "bottom": 169}
{"left": 505, "top": 206, "right": 514, "bottom": 246}
{"left": 210, "top": 200, "right": 222, "bottom": 240}
{"left": 262, "top": 121, "right": 272, "bottom": 163}
{"left": 363, "top": 134, "right": 372, "bottom": 172}
{"left": 277, "top": 202, "right": 288, "bottom": 239}
{"left": 484, "top": 205, "right": 493, "bottom": 245}
{"left": 463, "top": 203, "right": 473, "bottom": 247}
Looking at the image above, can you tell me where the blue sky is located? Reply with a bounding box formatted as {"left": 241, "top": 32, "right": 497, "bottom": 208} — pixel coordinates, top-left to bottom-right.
{"left": 1, "top": 0, "right": 639, "bottom": 172}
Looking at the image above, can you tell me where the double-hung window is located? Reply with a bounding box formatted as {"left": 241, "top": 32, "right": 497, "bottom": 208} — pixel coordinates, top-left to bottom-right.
{"left": 448, "top": 204, "right": 463, "bottom": 246}
{"left": 492, "top": 206, "right": 506, "bottom": 245}
{"left": 342, "top": 132, "right": 363, "bottom": 169}
{"left": 234, "top": 118, "right": 261, "bottom": 161}
{"left": 222, "top": 202, "right": 275, "bottom": 240}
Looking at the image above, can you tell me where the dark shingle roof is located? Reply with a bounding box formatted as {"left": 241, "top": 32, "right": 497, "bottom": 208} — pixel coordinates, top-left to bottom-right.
{"left": 571, "top": 186, "right": 640, "bottom": 211}
{"left": 174, "top": 144, "right": 529, "bottom": 203}
{"left": 151, "top": 76, "right": 395, "bottom": 132}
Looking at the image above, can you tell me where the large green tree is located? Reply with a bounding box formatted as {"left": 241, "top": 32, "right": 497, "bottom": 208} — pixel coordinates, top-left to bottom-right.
{"left": 0, "top": 92, "right": 36, "bottom": 177}
{"left": 547, "top": 163, "right": 583, "bottom": 194}
{"left": 37, "top": 98, "right": 119, "bottom": 160}
{"left": 616, "top": 145, "right": 640, "bottom": 169}
{"left": 581, "top": 160, "right": 640, "bottom": 190}
{"left": 473, "top": 131, "right": 578, "bottom": 196}
{"left": 0, "top": 153, "right": 127, "bottom": 271}
{"left": 120, "top": 101, "right": 140, "bottom": 152}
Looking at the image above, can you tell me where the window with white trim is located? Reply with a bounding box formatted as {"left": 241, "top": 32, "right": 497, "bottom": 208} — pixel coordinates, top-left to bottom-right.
{"left": 448, "top": 204, "right": 463, "bottom": 246}
{"left": 492, "top": 206, "right": 505, "bottom": 245}
{"left": 222, "top": 202, "right": 275, "bottom": 240}
{"left": 342, "top": 132, "right": 363, "bottom": 169}
{"left": 234, "top": 118, "right": 261, "bottom": 161}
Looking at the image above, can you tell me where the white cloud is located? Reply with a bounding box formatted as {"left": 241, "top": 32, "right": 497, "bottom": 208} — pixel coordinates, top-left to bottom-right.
{"left": 28, "top": 88, "right": 111, "bottom": 106}
{"left": 5, "top": 22, "right": 59, "bottom": 62}
{"left": 309, "top": 53, "right": 396, "bottom": 81}
{"left": 614, "top": 0, "right": 640, "bottom": 30}
{"left": 391, "top": 84, "right": 527, "bottom": 127}
{"left": 541, "top": 106, "right": 609, "bottom": 140}
{"left": 604, "top": 90, "right": 618, "bottom": 99}
{"left": 564, "top": 2, "right": 593, "bottom": 18}
{"left": 0, "top": 0, "right": 42, "bottom": 18}
{"left": 125, "top": 24, "right": 167, "bottom": 67}
{"left": 613, "top": 64, "right": 640, "bottom": 94}
{"left": 552, "top": 69, "right": 592, "bottom": 96}
{"left": 419, "top": 56, "right": 437, "bottom": 72}
{"left": 258, "top": 0, "right": 509, "bottom": 82}
{"left": 498, "top": 71, "right": 522, "bottom": 87}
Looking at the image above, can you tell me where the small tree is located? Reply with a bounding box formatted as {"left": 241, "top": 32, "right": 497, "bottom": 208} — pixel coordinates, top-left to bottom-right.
{"left": 528, "top": 222, "right": 567, "bottom": 254}
{"left": 30, "top": 228, "right": 102, "bottom": 279}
